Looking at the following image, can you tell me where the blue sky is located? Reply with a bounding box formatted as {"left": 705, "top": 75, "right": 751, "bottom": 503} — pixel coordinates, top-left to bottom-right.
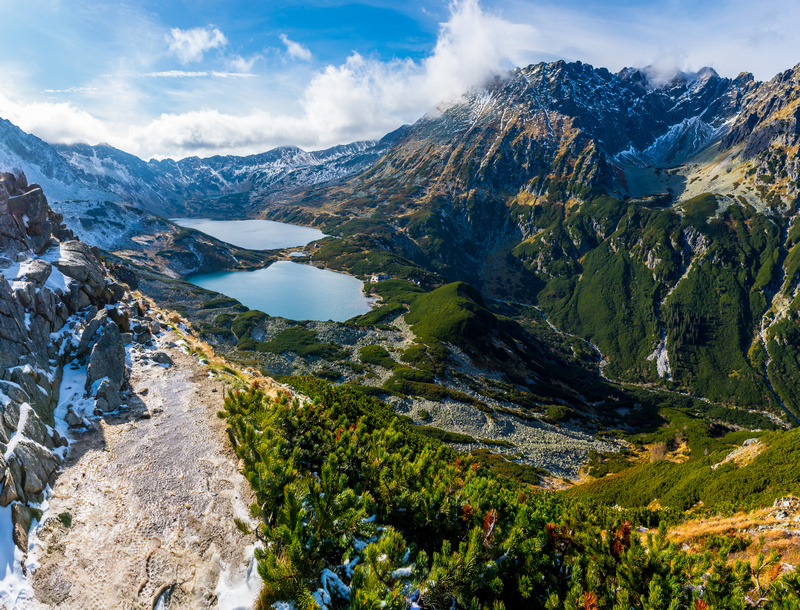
{"left": 0, "top": 0, "right": 798, "bottom": 160}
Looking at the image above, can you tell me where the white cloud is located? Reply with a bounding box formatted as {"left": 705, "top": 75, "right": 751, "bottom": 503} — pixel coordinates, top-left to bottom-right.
{"left": 166, "top": 26, "right": 227, "bottom": 64}
{"left": 227, "top": 54, "right": 261, "bottom": 73}
{"left": 280, "top": 34, "right": 312, "bottom": 62}
{"left": 499, "top": 0, "right": 800, "bottom": 81}
{"left": 0, "top": 92, "right": 115, "bottom": 145}
{"left": 41, "top": 86, "right": 97, "bottom": 94}
{"left": 6, "top": 0, "right": 531, "bottom": 159}
{"left": 120, "top": 71, "right": 255, "bottom": 79}
{"left": 6, "top": 0, "right": 800, "bottom": 161}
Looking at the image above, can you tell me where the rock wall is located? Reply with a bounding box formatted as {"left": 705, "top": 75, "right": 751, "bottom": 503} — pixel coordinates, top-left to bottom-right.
{"left": 0, "top": 171, "right": 135, "bottom": 550}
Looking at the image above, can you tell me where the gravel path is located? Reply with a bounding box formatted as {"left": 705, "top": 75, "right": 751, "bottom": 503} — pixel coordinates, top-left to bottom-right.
{"left": 30, "top": 331, "right": 260, "bottom": 609}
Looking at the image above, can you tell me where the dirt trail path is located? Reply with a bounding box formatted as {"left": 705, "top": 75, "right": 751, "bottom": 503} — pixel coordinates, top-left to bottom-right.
{"left": 30, "top": 331, "right": 261, "bottom": 609}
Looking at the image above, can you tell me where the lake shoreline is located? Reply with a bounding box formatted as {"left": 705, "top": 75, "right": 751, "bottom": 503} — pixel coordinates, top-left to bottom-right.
{"left": 172, "top": 217, "right": 372, "bottom": 323}
{"left": 171, "top": 217, "right": 327, "bottom": 251}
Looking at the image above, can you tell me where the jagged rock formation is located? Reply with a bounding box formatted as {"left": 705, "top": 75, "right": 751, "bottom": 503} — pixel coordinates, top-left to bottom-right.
{"left": 0, "top": 171, "right": 151, "bottom": 551}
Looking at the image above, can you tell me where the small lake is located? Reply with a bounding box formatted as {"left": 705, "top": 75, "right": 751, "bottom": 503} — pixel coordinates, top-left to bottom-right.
{"left": 188, "top": 261, "right": 373, "bottom": 322}
{"left": 171, "top": 218, "right": 326, "bottom": 250}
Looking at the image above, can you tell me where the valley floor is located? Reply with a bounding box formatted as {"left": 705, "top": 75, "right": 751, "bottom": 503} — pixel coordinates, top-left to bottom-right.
{"left": 28, "top": 331, "right": 261, "bottom": 609}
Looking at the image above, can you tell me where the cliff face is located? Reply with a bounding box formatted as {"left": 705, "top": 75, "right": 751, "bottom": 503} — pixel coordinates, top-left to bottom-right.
{"left": 0, "top": 171, "right": 137, "bottom": 551}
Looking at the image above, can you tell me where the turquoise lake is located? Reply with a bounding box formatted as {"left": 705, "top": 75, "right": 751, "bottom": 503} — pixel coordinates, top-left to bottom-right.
{"left": 188, "top": 261, "right": 372, "bottom": 322}
{"left": 176, "top": 218, "right": 371, "bottom": 321}
{"left": 171, "top": 218, "right": 326, "bottom": 250}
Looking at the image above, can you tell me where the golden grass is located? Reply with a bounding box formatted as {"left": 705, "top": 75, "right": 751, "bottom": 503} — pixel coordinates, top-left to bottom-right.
{"left": 667, "top": 505, "right": 800, "bottom": 568}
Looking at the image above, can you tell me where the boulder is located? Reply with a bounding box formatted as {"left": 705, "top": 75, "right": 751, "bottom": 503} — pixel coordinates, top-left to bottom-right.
{"left": 6, "top": 188, "right": 50, "bottom": 253}
{"left": 135, "top": 330, "right": 152, "bottom": 345}
{"left": 3, "top": 400, "right": 21, "bottom": 433}
{"left": 11, "top": 502, "right": 41, "bottom": 551}
{"left": 65, "top": 280, "right": 91, "bottom": 311}
{"left": 103, "top": 282, "right": 126, "bottom": 303}
{"left": 76, "top": 309, "right": 110, "bottom": 358}
{"left": 0, "top": 278, "right": 28, "bottom": 371}
{"left": 0, "top": 173, "right": 15, "bottom": 196}
{"left": 94, "top": 378, "right": 122, "bottom": 412}
{"left": 9, "top": 372, "right": 55, "bottom": 422}
{"left": 151, "top": 352, "right": 173, "bottom": 366}
{"left": 52, "top": 429, "right": 68, "bottom": 448}
{"left": 20, "top": 407, "right": 54, "bottom": 449}
{"left": 64, "top": 408, "right": 83, "bottom": 429}
{"left": 34, "top": 287, "right": 60, "bottom": 324}
{"left": 115, "top": 265, "right": 138, "bottom": 289}
{"left": 19, "top": 259, "right": 51, "bottom": 286}
{"left": 15, "top": 439, "right": 59, "bottom": 496}
{"left": 52, "top": 240, "right": 106, "bottom": 297}
{"left": 107, "top": 306, "right": 130, "bottom": 333}
{"left": 13, "top": 281, "right": 34, "bottom": 308}
{"left": 0, "top": 456, "right": 25, "bottom": 506}
{"left": 86, "top": 323, "right": 125, "bottom": 396}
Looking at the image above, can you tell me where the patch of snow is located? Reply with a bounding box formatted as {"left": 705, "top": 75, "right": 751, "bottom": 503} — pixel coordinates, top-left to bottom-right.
{"left": 0, "top": 504, "right": 41, "bottom": 609}
{"left": 615, "top": 116, "right": 721, "bottom": 167}
{"left": 312, "top": 587, "right": 331, "bottom": 610}
{"left": 341, "top": 557, "right": 359, "bottom": 579}
{"left": 214, "top": 543, "right": 262, "bottom": 610}
{"left": 321, "top": 569, "right": 350, "bottom": 603}
{"left": 4, "top": 403, "right": 32, "bottom": 459}
{"left": 88, "top": 376, "right": 109, "bottom": 397}
{"left": 392, "top": 566, "right": 414, "bottom": 578}
{"left": 57, "top": 359, "right": 94, "bottom": 421}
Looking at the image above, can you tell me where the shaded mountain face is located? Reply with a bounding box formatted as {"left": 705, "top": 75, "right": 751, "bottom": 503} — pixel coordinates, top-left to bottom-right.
{"left": 260, "top": 60, "right": 800, "bottom": 414}
{"left": 0, "top": 118, "right": 112, "bottom": 202}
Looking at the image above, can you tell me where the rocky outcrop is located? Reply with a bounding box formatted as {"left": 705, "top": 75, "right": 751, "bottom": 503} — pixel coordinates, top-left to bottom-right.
{"left": 0, "top": 172, "right": 69, "bottom": 260}
{"left": 0, "top": 171, "right": 136, "bottom": 551}
{"left": 86, "top": 323, "right": 126, "bottom": 412}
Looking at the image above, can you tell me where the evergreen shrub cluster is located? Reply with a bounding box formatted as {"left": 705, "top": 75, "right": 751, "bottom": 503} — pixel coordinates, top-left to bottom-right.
{"left": 222, "top": 378, "right": 800, "bottom": 609}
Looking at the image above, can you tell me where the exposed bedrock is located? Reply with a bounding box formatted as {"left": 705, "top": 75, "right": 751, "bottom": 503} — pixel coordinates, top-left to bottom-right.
{"left": 0, "top": 171, "right": 140, "bottom": 551}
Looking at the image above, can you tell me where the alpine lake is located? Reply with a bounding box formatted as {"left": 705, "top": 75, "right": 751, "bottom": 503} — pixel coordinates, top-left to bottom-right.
{"left": 172, "top": 218, "right": 373, "bottom": 322}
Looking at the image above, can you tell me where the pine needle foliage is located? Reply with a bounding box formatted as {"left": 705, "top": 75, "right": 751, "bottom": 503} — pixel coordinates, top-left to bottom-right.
{"left": 222, "top": 378, "right": 800, "bottom": 609}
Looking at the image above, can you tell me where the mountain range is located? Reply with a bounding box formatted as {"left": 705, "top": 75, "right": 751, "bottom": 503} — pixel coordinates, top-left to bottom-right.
{"left": 2, "top": 59, "right": 800, "bottom": 419}
{"left": 0, "top": 116, "right": 406, "bottom": 216}
{"left": 257, "top": 60, "right": 800, "bottom": 417}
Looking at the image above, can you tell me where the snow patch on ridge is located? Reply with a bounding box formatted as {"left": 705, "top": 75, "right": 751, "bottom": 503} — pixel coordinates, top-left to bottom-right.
{"left": 616, "top": 116, "right": 721, "bottom": 167}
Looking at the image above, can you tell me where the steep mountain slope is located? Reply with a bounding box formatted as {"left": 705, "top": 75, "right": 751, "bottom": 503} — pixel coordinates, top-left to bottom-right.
{"left": 258, "top": 60, "right": 800, "bottom": 415}
{"left": 0, "top": 119, "right": 112, "bottom": 202}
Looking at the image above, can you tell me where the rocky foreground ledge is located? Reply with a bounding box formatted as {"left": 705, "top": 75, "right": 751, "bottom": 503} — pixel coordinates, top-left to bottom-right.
{"left": 0, "top": 172, "right": 262, "bottom": 607}
{"left": 1, "top": 172, "right": 131, "bottom": 530}
{"left": 0, "top": 175, "right": 144, "bottom": 553}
